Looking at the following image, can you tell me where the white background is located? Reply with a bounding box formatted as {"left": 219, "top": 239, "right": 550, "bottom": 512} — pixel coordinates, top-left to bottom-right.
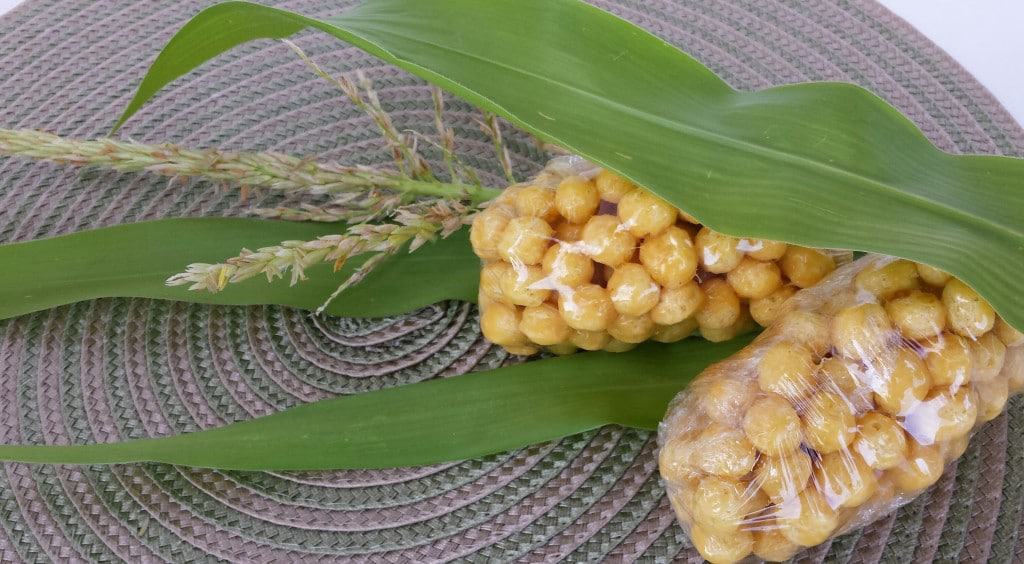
{"left": 0, "top": 0, "right": 1020, "bottom": 125}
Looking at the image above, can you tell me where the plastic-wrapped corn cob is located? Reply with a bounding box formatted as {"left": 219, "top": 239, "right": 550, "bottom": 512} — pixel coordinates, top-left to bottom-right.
{"left": 657, "top": 255, "right": 1024, "bottom": 563}
{"left": 471, "top": 156, "right": 847, "bottom": 355}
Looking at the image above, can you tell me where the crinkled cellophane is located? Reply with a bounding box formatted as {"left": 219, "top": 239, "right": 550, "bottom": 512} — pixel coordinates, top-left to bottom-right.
{"left": 470, "top": 157, "right": 849, "bottom": 355}
{"left": 657, "top": 255, "right": 1024, "bottom": 563}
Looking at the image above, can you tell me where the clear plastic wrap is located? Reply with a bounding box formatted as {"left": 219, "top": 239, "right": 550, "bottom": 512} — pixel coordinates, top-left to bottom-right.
{"left": 657, "top": 255, "right": 1024, "bottom": 563}
{"left": 471, "top": 156, "right": 849, "bottom": 355}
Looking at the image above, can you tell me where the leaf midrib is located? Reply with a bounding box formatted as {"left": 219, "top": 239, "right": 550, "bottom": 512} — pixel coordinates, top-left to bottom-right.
{"left": 349, "top": 25, "right": 1018, "bottom": 241}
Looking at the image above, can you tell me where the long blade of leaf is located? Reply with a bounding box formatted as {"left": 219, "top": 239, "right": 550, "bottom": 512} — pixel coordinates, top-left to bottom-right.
{"left": 116, "top": 0, "right": 1024, "bottom": 330}
{"left": 0, "top": 218, "right": 478, "bottom": 319}
{"left": 0, "top": 337, "right": 750, "bottom": 470}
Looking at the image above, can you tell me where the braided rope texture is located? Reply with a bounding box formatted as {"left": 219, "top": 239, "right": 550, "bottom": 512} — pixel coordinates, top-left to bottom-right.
{"left": 1, "top": 0, "right": 1023, "bottom": 561}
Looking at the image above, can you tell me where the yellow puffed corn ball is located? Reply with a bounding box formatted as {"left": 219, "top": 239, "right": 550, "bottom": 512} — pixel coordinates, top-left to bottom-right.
{"left": 581, "top": 215, "right": 636, "bottom": 267}
{"left": 1005, "top": 346, "right": 1024, "bottom": 394}
{"left": 617, "top": 189, "right": 677, "bottom": 238}
{"left": 607, "top": 313, "right": 655, "bottom": 344}
{"left": 498, "top": 264, "right": 550, "bottom": 307}
{"left": 553, "top": 220, "right": 585, "bottom": 242}
{"left": 691, "top": 524, "right": 753, "bottom": 564}
{"left": 831, "top": 303, "right": 896, "bottom": 360}
{"left": 816, "top": 357, "right": 860, "bottom": 395}
{"left": 727, "top": 257, "right": 783, "bottom": 299}
{"left": 470, "top": 206, "right": 512, "bottom": 260}
{"left": 780, "top": 246, "right": 836, "bottom": 288}
{"left": 814, "top": 451, "right": 878, "bottom": 509}
{"left": 554, "top": 176, "right": 600, "bottom": 224}
{"left": 652, "top": 317, "right": 699, "bottom": 343}
{"left": 639, "top": 226, "right": 698, "bottom": 288}
{"left": 607, "top": 263, "right": 661, "bottom": 316}
{"left": 593, "top": 169, "right": 636, "bottom": 203}
{"left": 503, "top": 343, "right": 540, "bottom": 356}
{"left": 942, "top": 279, "right": 996, "bottom": 339}
{"left": 994, "top": 318, "right": 1024, "bottom": 347}
{"left": 778, "top": 488, "right": 839, "bottom": 547}
{"left": 558, "top": 284, "right": 616, "bottom": 331}
{"left": 743, "top": 395, "right": 803, "bottom": 454}
{"left": 903, "top": 387, "right": 977, "bottom": 444}
{"left": 852, "top": 411, "right": 908, "bottom": 470}
{"left": 546, "top": 342, "right": 577, "bottom": 355}
{"left": 885, "top": 290, "right": 947, "bottom": 340}
{"left": 755, "top": 450, "right": 813, "bottom": 501}
{"left": 758, "top": 341, "right": 817, "bottom": 403}
{"left": 802, "top": 391, "right": 856, "bottom": 453}
{"left": 479, "top": 261, "right": 512, "bottom": 303}
{"left": 700, "top": 307, "right": 755, "bottom": 343}
{"left": 740, "top": 238, "right": 788, "bottom": 262}
{"left": 923, "top": 332, "right": 972, "bottom": 388}
{"left": 695, "top": 227, "right": 744, "bottom": 274}
{"left": 603, "top": 338, "right": 638, "bottom": 352}
{"left": 519, "top": 303, "right": 570, "bottom": 346}
{"left": 650, "top": 282, "right": 704, "bottom": 325}
{"left": 514, "top": 185, "right": 559, "bottom": 223}
{"left": 696, "top": 278, "right": 741, "bottom": 331}
{"left": 873, "top": 348, "right": 931, "bottom": 416}
{"left": 570, "top": 329, "right": 611, "bottom": 351}
{"left": 976, "top": 377, "right": 1009, "bottom": 423}
{"left": 888, "top": 442, "right": 943, "bottom": 493}
{"left": 971, "top": 332, "right": 1006, "bottom": 382}
{"left": 700, "top": 375, "right": 757, "bottom": 424}
{"left": 498, "top": 216, "right": 553, "bottom": 266}
{"left": 695, "top": 423, "right": 758, "bottom": 478}
{"left": 854, "top": 259, "right": 920, "bottom": 299}
{"left": 776, "top": 309, "right": 832, "bottom": 358}
{"left": 753, "top": 527, "right": 800, "bottom": 562}
{"left": 916, "top": 263, "right": 951, "bottom": 287}
{"left": 480, "top": 302, "right": 527, "bottom": 347}
{"left": 750, "top": 284, "right": 798, "bottom": 327}
{"left": 668, "top": 487, "right": 696, "bottom": 526}
{"left": 542, "top": 244, "right": 595, "bottom": 288}
{"left": 692, "top": 475, "right": 763, "bottom": 533}
{"left": 658, "top": 434, "right": 700, "bottom": 485}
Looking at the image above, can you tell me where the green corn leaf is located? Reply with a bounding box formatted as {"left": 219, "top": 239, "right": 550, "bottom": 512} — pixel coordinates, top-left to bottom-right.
{"left": 116, "top": 0, "right": 1024, "bottom": 330}
{"left": 0, "top": 337, "right": 750, "bottom": 469}
{"left": 0, "top": 218, "right": 478, "bottom": 320}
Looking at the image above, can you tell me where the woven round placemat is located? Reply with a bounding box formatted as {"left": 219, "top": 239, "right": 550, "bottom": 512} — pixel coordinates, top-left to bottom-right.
{"left": 1, "top": 0, "right": 1023, "bottom": 562}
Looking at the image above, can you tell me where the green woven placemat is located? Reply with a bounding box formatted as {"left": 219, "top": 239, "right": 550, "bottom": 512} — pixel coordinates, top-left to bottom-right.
{"left": 0, "top": 0, "right": 1022, "bottom": 561}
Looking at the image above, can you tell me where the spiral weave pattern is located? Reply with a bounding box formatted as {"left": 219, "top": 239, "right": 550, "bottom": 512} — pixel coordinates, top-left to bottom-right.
{"left": 1, "top": 0, "right": 1023, "bottom": 561}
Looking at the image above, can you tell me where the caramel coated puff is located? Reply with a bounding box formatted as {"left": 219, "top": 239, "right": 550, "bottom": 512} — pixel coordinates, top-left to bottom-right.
{"left": 695, "top": 227, "right": 744, "bottom": 274}
{"left": 696, "top": 278, "right": 741, "bottom": 331}
{"left": 780, "top": 246, "right": 835, "bottom": 288}
{"left": 743, "top": 395, "right": 802, "bottom": 454}
{"left": 943, "top": 279, "right": 996, "bottom": 339}
{"left": 750, "top": 284, "right": 799, "bottom": 327}
{"left": 469, "top": 206, "right": 512, "bottom": 260}
{"left": 554, "top": 176, "right": 600, "bottom": 224}
{"left": 557, "top": 284, "right": 617, "bottom": 331}
{"left": 727, "top": 257, "right": 784, "bottom": 299}
{"left": 607, "top": 263, "right": 661, "bottom": 316}
{"left": 593, "top": 169, "right": 636, "bottom": 203}
{"left": 581, "top": 215, "right": 636, "bottom": 267}
{"left": 498, "top": 216, "right": 553, "bottom": 265}
{"left": 758, "top": 341, "right": 817, "bottom": 403}
{"left": 854, "top": 259, "right": 920, "bottom": 299}
{"left": 617, "top": 189, "right": 677, "bottom": 238}
{"left": 639, "top": 226, "right": 698, "bottom": 288}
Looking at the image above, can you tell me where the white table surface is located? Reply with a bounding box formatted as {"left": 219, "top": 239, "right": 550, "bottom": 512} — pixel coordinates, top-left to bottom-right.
{"left": 0, "top": 0, "right": 1020, "bottom": 126}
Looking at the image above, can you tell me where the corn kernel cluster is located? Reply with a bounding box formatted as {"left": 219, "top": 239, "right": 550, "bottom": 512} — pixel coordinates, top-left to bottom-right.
{"left": 471, "top": 159, "right": 842, "bottom": 355}
{"left": 658, "top": 256, "right": 1024, "bottom": 563}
